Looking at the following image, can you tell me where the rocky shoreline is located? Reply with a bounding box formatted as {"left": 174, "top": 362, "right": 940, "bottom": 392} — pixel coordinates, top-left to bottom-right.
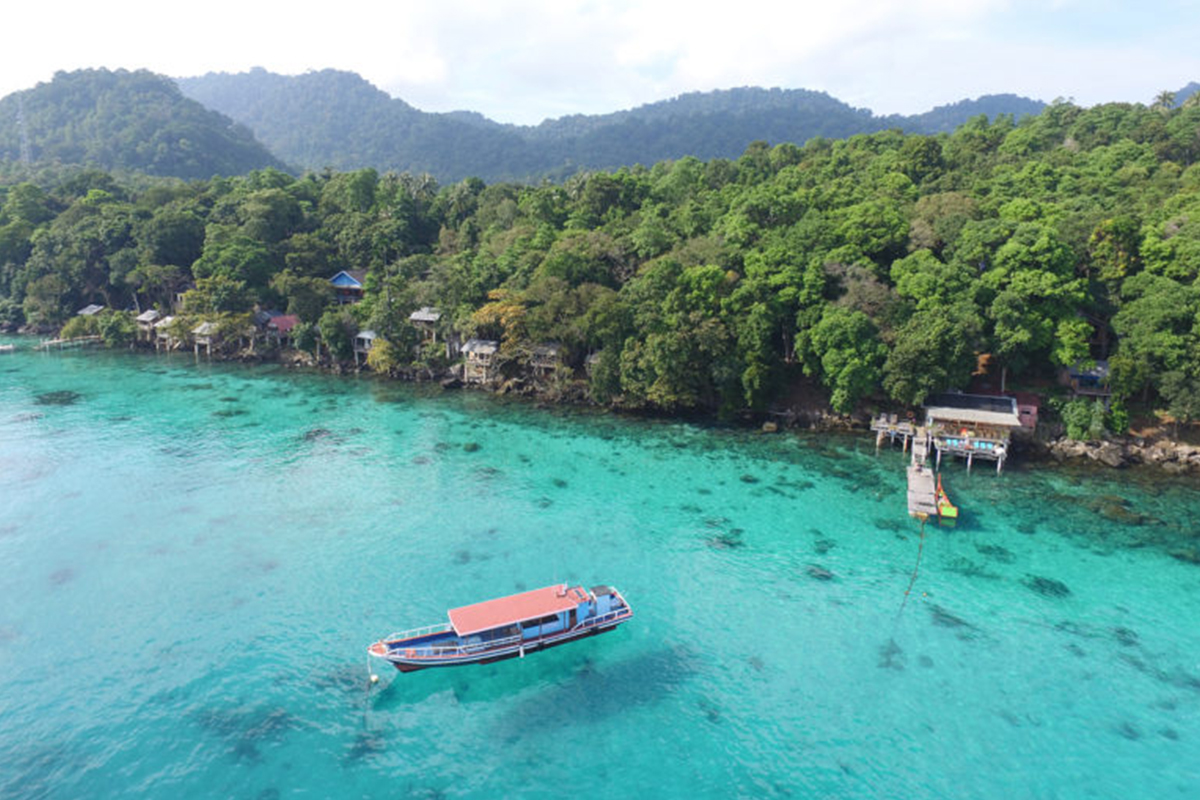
{"left": 1034, "top": 436, "right": 1200, "bottom": 474}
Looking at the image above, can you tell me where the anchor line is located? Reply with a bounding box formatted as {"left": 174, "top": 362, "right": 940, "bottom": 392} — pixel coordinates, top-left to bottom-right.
{"left": 896, "top": 516, "right": 928, "bottom": 620}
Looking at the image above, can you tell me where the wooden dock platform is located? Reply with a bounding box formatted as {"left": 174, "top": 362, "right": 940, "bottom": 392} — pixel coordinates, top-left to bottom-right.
{"left": 36, "top": 335, "right": 101, "bottom": 351}
{"left": 907, "top": 463, "right": 938, "bottom": 519}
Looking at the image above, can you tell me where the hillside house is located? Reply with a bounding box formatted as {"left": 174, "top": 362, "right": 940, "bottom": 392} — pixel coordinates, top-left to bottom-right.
{"left": 136, "top": 309, "right": 160, "bottom": 342}
{"left": 330, "top": 270, "right": 366, "bottom": 304}
{"left": 462, "top": 339, "right": 499, "bottom": 384}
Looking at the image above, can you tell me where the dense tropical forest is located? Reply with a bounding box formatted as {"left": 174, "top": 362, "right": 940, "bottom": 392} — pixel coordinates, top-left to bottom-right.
{"left": 2, "top": 95, "right": 1200, "bottom": 431}
{"left": 0, "top": 70, "right": 287, "bottom": 179}
{"left": 176, "top": 68, "right": 1047, "bottom": 182}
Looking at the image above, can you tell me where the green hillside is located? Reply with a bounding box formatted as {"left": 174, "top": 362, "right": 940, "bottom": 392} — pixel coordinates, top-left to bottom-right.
{"left": 177, "top": 69, "right": 1046, "bottom": 182}
{"left": 0, "top": 69, "right": 289, "bottom": 180}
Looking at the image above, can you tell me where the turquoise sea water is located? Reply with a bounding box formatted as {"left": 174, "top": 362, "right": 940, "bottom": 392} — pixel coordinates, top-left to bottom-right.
{"left": 1, "top": 338, "right": 1199, "bottom": 799}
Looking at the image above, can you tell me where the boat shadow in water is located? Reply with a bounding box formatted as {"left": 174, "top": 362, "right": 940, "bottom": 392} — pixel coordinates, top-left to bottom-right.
{"left": 489, "top": 644, "right": 701, "bottom": 738}
{"left": 369, "top": 643, "right": 699, "bottom": 726}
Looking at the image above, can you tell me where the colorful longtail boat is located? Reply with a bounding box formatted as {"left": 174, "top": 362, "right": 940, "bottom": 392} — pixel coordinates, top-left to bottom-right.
{"left": 368, "top": 584, "right": 633, "bottom": 672}
{"left": 936, "top": 473, "right": 959, "bottom": 526}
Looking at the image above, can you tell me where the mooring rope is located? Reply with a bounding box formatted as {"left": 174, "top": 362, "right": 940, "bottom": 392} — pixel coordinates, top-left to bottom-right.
{"left": 896, "top": 516, "right": 928, "bottom": 620}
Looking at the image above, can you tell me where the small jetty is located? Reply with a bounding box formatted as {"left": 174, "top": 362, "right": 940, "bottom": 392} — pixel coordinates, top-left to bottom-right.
{"left": 904, "top": 427, "right": 938, "bottom": 520}
{"left": 35, "top": 335, "right": 101, "bottom": 351}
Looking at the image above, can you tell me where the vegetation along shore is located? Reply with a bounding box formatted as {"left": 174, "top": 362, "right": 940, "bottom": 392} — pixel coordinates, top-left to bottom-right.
{"left": 3, "top": 89, "right": 1200, "bottom": 472}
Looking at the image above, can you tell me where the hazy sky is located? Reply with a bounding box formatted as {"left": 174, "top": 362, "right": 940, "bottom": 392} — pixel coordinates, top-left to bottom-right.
{"left": 6, "top": 0, "right": 1198, "bottom": 124}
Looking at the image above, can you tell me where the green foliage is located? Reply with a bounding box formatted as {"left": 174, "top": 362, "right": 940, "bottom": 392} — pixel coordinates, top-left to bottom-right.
{"left": 58, "top": 314, "right": 97, "bottom": 339}
{"left": 3, "top": 90, "right": 1200, "bottom": 426}
{"left": 0, "top": 69, "right": 287, "bottom": 179}
{"left": 318, "top": 307, "right": 357, "bottom": 362}
{"left": 1056, "top": 397, "right": 1108, "bottom": 442}
{"left": 97, "top": 310, "right": 136, "bottom": 348}
{"left": 182, "top": 275, "right": 253, "bottom": 314}
{"left": 177, "top": 69, "right": 1044, "bottom": 183}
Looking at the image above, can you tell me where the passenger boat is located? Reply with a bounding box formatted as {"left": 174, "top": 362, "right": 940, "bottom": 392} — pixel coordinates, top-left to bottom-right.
{"left": 936, "top": 473, "right": 959, "bottom": 526}
{"left": 368, "top": 583, "right": 633, "bottom": 672}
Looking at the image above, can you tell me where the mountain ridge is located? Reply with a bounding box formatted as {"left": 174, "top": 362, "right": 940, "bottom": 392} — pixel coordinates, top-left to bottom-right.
{"left": 175, "top": 68, "right": 1048, "bottom": 182}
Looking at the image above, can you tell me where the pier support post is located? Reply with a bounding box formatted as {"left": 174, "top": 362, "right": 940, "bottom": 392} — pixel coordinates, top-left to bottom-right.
{"left": 967, "top": 452, "right": 973, "bottom": 473}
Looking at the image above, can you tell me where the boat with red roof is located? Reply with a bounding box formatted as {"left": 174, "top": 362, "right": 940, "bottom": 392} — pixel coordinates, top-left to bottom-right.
{"left": 368, "top": 583, "right": 633, "bottom": 672}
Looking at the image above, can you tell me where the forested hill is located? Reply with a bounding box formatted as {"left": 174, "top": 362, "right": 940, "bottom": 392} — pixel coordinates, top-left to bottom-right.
{"left": 4, "top": 98, "right": 1200, "bottom": 434}
{"left": 0, "top": 69, "right": 289, "bottom": 180}
{"left": 176, "top": 68, "right": 1046, "bottom": 182}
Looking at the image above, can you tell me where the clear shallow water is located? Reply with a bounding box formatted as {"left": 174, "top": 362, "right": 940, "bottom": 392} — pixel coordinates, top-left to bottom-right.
{"left": 1, "top": 339, "right": 1199, "bottom": 799}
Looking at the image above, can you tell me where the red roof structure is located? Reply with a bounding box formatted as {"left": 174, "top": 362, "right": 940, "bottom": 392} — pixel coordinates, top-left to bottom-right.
{"left": 269, "top": 314, "right": 299, "bottom": 334}
{"left": 448, "top": 584, "right": 589, "bottom": 636}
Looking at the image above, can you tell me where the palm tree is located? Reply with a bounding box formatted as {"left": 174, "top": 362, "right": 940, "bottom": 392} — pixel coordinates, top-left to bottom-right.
{"left": 1152, "top": 90, "right": 1176, "bottom": 113}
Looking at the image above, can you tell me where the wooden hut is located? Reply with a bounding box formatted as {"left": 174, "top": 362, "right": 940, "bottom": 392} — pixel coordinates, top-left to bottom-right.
{"left": 409, "top": 307, "right": 441, "bottom": 343}
{"left": 923, "top": 393, "right": 1023, "bottom": 473}
{"left": 154, "top": 316, "right": 177, "bottom": 350}
{"left": 267, "top": 314, "right": 299, "bottom": 347}
{"left": 1060, "top": 360, "right": 1111, "bottom": 400}
{"left": 136, "top": 309, "right": 161, "bottom": 342}
{"left": 354, "top": 330, "right": 377, "bottom": 366}
{"left": 77, "top": 303, "right": 104, "bottom": 317}
{"left": 530, "top": 343, "right": 563, "bottom": 376}
{"left": 192, "top": 321, "right": 220, "bottom": 357}
{"left": 330, "top": 270, "right": 366, "bottom": 304}
{"left": 462, "top": 339, "right": 499, "bottom": 384}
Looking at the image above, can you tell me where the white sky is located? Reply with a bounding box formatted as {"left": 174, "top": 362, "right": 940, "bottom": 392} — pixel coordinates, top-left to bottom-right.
{"left": 5, "top": 0, "right": 1198, "bottom": 124}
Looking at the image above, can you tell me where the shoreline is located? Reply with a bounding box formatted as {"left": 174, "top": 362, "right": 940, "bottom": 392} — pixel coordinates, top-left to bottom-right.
{"left": 6, "top": 331, "right": 1198, "bottom": 476}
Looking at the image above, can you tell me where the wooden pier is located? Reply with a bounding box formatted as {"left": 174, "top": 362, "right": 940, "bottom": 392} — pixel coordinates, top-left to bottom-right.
{"left": 35, "top": 335, "right": 101, "bottom": 351}
{"left": 906, "top": 463, "right": 938, "bottom": 520}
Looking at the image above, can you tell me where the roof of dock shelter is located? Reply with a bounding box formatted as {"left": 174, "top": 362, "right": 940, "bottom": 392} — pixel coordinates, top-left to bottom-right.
{"left": 410, "top": 307, "right": 441, "bottom": 323}
{"left": 924, "top": 393, "right": 1021, "bottom": 428}
{"left": 448, "top": 584, "right": 590, "bottom": 636}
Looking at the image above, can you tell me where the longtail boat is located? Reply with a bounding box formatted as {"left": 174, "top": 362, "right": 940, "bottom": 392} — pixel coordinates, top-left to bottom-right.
{"left": 368, "top": 583, "right": 633, "bottom": 672}
{"left": 936, "top": 473, "right": 959, "bottom": 527}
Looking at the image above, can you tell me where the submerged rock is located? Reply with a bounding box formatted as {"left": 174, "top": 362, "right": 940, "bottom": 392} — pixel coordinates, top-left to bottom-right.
{"left": 806, "top": 564, "right": 835, "bottom": 581}
{"left": 878, "top": 639, "right": 904, "bottom": 670}
{"left": 35, "top": 390, "right": 82, "bottom": 406}
{"left": 1023, "top": 575, "right": 1072, "bottom": 598}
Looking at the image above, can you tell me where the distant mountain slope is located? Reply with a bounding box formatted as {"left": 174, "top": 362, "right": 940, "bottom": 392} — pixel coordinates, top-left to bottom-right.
{"left": 0, "top": 68, "right": 288, "bottom": 179}
{"left": 176, "top": 68, "right": 540, "bottom": 182}
{"left": 896, "top": 93, "right": 1047, "bottom": 134}
{"left": 178, "top": 69, "right": 1046, "bottom": 183}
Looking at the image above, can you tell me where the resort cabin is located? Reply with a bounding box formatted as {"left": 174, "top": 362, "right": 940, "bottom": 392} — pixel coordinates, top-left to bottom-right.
{"left": 585, "top": 351, "right": 602, "bottom": 376}
{"left": 409, "top": 307, "right": 441, "bottom": 342}
{"left": 330, "top": 270, "right": 366, "bottom": 304}
{"left": 1060, "top": 360, "right": 1111, "bottom": 399}
{"left": 154, "top": 316, "right": 177, "bottom": 350}
{"left": 267, "top": 314, "right": 299, "bottom": 347}
{"left": 462, "top": 339, "right": 499, "bottom": 384}
{"left": 530, "top": 343, "right": 562, "bottom": 376}
{"left": 354, "top": 330, "right": 377, "bottom": 365}
{"left": 252, "top": 309, "right": 283, "bottom": 330}
{"left": 77, "top": 303, "right": 104, "bottom": 317}
{"left": 136, "top": 309, "right": 160, "bottom": 341}
{"left": 924, "top": 393, "right": 1023, "bottom": 473}
{"left": 192, "top": 321, "right": 220, "bottom": 357}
